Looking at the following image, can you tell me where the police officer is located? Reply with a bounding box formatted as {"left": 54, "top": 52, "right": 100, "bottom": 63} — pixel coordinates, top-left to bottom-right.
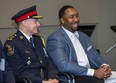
{"left": 4, "top": 5, "right": 58, "bottom": 83}
{"left": 0, "top": 40, "right": 15, "bottom": 83}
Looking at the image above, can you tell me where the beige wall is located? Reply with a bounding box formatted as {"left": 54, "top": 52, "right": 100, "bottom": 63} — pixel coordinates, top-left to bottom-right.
{"left": 96, "top": 0, "right": 116, "bottom": 70}
{"left": 0, "top": 0, "right": 116, "bottom": 70}
{"left": 0, "top": 0, "right": 100, "bottom": 28}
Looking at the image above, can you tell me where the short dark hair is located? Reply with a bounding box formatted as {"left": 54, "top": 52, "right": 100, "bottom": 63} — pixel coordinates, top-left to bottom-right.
{"left": 59, "top": 5, "right": 74, "bottom": 19}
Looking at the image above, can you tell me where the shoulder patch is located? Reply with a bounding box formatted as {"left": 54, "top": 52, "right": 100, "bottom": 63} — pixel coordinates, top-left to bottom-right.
{"left": 5, "top": 44, "right": 14, "bottom": 56}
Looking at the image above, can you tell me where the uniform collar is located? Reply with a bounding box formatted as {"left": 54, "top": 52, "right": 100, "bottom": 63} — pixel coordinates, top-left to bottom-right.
{"left": 19, "top": 30, "right": 31, "bottom": 41}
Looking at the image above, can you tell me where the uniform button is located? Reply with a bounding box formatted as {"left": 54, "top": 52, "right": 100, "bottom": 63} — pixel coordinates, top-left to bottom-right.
{"left": 28, "top": 57, "right": 30, "bottom": 59}
{"left": 27, "top": 60, "right": 31, "bottom": 65}
{"left": 40, "top": 60, "right": 42, "bottom": 64}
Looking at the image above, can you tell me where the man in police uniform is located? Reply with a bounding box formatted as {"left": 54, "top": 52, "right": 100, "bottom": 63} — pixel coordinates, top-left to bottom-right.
{"left": 4, "top": 5, "right": 58, "bottom": 83}
{"left": 0, "top": 40, "right": 15, "bottom": 83}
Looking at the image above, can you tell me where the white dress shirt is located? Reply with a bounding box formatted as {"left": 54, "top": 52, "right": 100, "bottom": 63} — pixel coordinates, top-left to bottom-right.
{"left": 62, "top": 26, "right": 94, "bottom": 76}
{"left": 19, "top": 30, "right": 31, "bottom": 42}
{"left": 62, "top": 26, "right": 116, "bottom": 82}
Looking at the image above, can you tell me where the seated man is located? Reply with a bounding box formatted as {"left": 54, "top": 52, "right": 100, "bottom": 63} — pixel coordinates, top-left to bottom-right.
{"left": 4, "top": 5, "right": 58, "bottom": 83}
{"left": 0, "top": 40, "right": 15, "bottom": 83}
{"left": 46, "top": 5, "right": 116, "bottom": 83}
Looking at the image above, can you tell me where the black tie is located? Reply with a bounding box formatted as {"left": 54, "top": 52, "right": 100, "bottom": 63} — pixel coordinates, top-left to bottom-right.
{"left": 30, "top": 37, "right": 34, "bottom": 47}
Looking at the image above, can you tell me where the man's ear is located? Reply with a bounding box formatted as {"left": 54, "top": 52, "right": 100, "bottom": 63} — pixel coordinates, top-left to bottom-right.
{"left": 19, "top": 20, "right": 27, "bottom": 28}
{"left": 60, "top": 18, "right": 64, "bottom": 24}
{"left": 22, "top": 20, "right": 28, "bottom": 26}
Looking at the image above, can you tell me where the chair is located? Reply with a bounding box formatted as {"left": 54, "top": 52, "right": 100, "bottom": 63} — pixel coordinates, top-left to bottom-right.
{"left": 58, "top": 72, "right": 104, "bottom": 83}
{"left": 58, "top": 72, "right": 75, "bottom": 83}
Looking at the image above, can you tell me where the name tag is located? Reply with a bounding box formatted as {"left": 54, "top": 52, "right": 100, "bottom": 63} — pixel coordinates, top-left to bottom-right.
{"left": 25, "top": 51, "right": 30, "bottom": 53}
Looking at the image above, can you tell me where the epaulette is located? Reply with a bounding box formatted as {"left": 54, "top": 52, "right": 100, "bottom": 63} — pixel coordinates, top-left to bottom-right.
{"left": 7, "top": 34, "right": 17, "bottom": 41}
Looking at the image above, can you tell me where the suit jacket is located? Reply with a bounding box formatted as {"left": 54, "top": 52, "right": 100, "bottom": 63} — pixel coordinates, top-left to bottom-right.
{"left": 4, "top": 30, "right": 52, "bottom": 83}
{"left": 46, "top": 27, "right": 108, "bottom": 77}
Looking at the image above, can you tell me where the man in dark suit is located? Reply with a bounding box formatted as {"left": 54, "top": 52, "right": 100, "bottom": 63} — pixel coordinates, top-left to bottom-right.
{"left": 46, "top": 5, "right": 116, "bottom": 83}
{"left": 4, "top": 5, "right": 58, "bottom": 83}
{"left": 0, "top": 40, "right": 15, "bottom": 83}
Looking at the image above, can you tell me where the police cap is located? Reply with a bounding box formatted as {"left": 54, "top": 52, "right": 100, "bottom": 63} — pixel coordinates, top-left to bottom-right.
{"left": 11, "top": 5, "right": 43, "bottom": 23}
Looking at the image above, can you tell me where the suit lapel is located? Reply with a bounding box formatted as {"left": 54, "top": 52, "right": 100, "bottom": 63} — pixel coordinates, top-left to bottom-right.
{"left": 59, "top": 28, "right": 73, "bottom": 47}
{"left": 58, "top": 27, "right": 78, "bottom": 62}
{"left": 78, "top": 32, "right": 98, "bottom": 68}
{"left": 59, "top": 29, "right": 98, "bottom": 68}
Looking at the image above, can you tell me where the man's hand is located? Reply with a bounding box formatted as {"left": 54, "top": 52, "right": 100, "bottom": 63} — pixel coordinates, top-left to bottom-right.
{"left": 94, "top": 65, "right": 112, "bottom": 79}
{"left": 101, "top": 64, "right": 112, "bottom": 78}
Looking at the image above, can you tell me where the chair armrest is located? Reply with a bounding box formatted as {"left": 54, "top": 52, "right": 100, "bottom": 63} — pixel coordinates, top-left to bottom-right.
{"left": 58, "top": 72, "right": 75, "bottom": 83}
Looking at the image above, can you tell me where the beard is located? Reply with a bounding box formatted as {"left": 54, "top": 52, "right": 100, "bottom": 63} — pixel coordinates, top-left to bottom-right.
{"left": 70, "top": 22, "right": 78, "bottom": 32}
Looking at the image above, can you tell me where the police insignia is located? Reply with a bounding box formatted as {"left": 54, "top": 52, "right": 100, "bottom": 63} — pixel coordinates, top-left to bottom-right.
{"left": 20, "top": 36, "right": 23, "bottom": 39}
{"left": 5, "top": 44, "right": 14, "bottom": 56}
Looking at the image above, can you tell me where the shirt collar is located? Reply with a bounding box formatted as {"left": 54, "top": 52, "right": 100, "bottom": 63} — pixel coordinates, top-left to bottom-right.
{"left": 19, "top": 30, "right": 31, "bottom": 41}
{"left": 74, "top": 31, "right": 79, "bottom": 38}
{"left": 61, "top": 26, "right": 79, "bottom": 38}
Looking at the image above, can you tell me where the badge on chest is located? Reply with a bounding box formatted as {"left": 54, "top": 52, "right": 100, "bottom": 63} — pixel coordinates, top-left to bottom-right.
{"left": 25, "top": 50, "right": 31, "bottom": 65}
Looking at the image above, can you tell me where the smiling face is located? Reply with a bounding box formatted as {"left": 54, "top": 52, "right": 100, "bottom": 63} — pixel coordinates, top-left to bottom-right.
{"left": 60, "top": 7, "right": 80, "bottom": 33}
{"left": 20, "top": 18, "right": 41, "bottom": 36}
{"left": 26, "top": 19, "right": 40, "bottom": 35}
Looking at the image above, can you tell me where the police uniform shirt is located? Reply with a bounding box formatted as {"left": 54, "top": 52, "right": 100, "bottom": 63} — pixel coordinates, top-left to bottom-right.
{"left": 4, "top": 30, "right": 49, "bottom": 82}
